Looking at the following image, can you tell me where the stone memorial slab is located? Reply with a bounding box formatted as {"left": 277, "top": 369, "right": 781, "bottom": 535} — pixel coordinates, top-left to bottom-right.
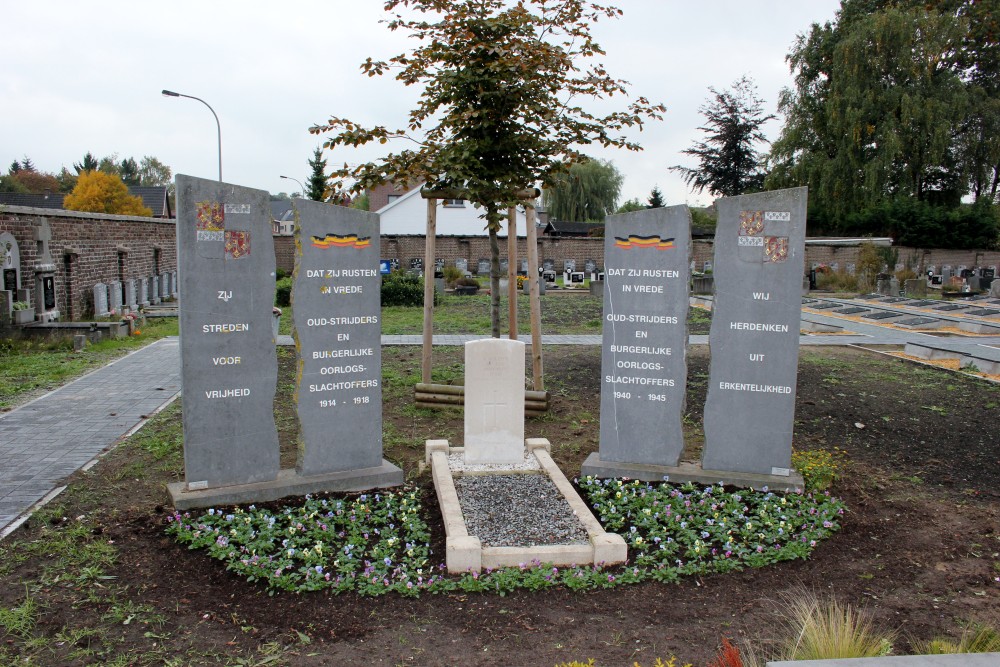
{"left": 435, "top": 258, "right": 445, "bottom": 271}
{"left": 499, "top": 258, "right": 508, "bottom": 273}
{"left": 455, "top": 258, "right": 468, "bottom": 272}
{"left": 477, "top": 258, "right": 490, "bottom": 274}
{"left": 862, "top": 311, "right": 902, "bottom": 320}
{"left": 563, "top": 259, "right": 576, "bottom": 273}
{"left": 895, "top": 317, "right": 943, "bottom": 329}
{"left": 833, "top": 307, "right": 870, "bottom": 315}
{"left": 965, "top": 308, "right": 1000, "bottom": 317}
{"left": 704, "top": 260, "right": 713, "bottom": 273}
{"left": 109, "top": 281, "right": 122, "bottom": 313}
{"left": 149, "top": 276, "right": 159, "bottom": 303}
{"left": 830, "top": 262, "right": 839, "bottom": 272}
{"left": 171, "top": 270, "right": 179, "bottom": 297}
{"left": 160, "top": 273, "right": 169, "bottom": 299}
{"left": 906, "top": 300, "right": 937, "bottom": 307}
{"left": 519, "top": 259, "right": 528, "bottom": 274}
{"left": 542, "top": 270, "right": 557, "bottom": 284}
{"left": 292, "top": 198, "right": 388, "bottom": 475}
{"left": 175, "top": 174, "right": 280, "bottom": 489}
{"left": 809, "top": 302, "right": 840, "bottom": 310}
{"left": 882, "top": 297, "right": 908, "bottom": 303}
{"left": 584, "top": 259, "right": 597, "bottom": 274}
{"left": 139, "top": 278, "right": 148, "bottom": 307}
{"left": 702, "top": 187, "right": 807, "bottom": 476}
{"left": 125, "top": 279, "right": 137, "bottom": 310}
{"left": 570, "top": 271, "right": 585, "bottom": 284}
{"left": 934, "top": 304, "right": 968, "bottom": 311}
{"left": 464, "top": 338, "right": 526, "bottom": 465}
{"left": 586, "top": 205, "right": 691, "bottom": 471}
{"left": 410, "top": 257, "right": 423, "bottom": 271}
{"left": 0, "top": 232, "right": 21, "bottom": 294}
{"left": 542, "top": 258, "right": 555, "bottom": 272}
{"left": 846, "top": 263, "right": 855, "bottom": 274}
{"left": 93, "top": 283, "right": 109, "bottom": 316}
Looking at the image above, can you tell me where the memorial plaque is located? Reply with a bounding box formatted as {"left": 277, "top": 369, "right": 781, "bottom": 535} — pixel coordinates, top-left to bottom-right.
{"left": 570, "top": 271, "right": 585, "bottom": 284}
{"left": 171, "top": 270, "right": 179, "bottom": 297}
{"left": 520, "top": 259, "right": 529, "bottom": 273}
{"left": 42, "top": 276, "right": 55, "bottom": 310}
{"left": 409, "top": 257, "right": 423, "bottom": 271}
{"left": 477, "top": 258, "right": 490, "bottom": 274}
{"left": 863, "top": 311, "right": 901, "bottom": 320}
{"left": 907, "top": 300, "right": 937, "bottom": 307}
{"left": 810, "top": 302, "right": 840, "bottom": 310}
{"left": 176, "top": 174, "right": 279, "bottom": 488}
{"left": 150, "top": 276, "right": 159, "bottom": 303}
{"left": 93, "top": 283, "right": 109, "bottom": 316}
{"left": 160, "top": 273, "right": 169, "bottom": 298}
{"left": 896, "top": 317, "right": 941, "bottom": 328}
{"left": 702, "top": 187, "right": 807, "bottom": 475}
{"left": 292, "top": 198, "right": 384, "bottom": 475}
{"left": 846, "top": 263, "right": 856, "bottom": 275}
{"left": 542, "top": 258, "right": 555, "bottom": 271}
{"left": 455, "top": 258, "right": 468, "bottom": 273}
{"left": 139, "top": 278, "right": 148, "bottom": 306}
{"left": 833, "top": 307, "right": 869, "bottom": 315}
{"left": 464, "top": 338, "right": 525, "bottom": 465}
{"left": 597, "top": 206, "right": 691, "bottom": 466}
{"left": 0, "top": 232, "right": 19, "bottom": 293}
{"left": 499, "top": 258, "right": 508, "bottom": 273}
{"left": 584, "top": 259, "right": 597, "bottom": 274}
{"left": 564, "top": 259, "right": 576, "bottom": 273}
{"left": 934, "top": 304, "right": 967, "bottom": 311}
{"left": 965, "top": 308, "right": 1000, "bottom": 317}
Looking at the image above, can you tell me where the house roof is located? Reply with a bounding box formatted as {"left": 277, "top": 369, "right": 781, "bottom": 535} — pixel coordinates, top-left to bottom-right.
{"left": 0, "top": 192, "right": 66, "bottom": 209}
{"left": 270, "top": 201, "right": 294, "bottom": 221}
{"left": 542, "top": 220, "right": 603, "bottom": 236}
{"left": 130, "top": 186, "right": 172, "bottom": 218}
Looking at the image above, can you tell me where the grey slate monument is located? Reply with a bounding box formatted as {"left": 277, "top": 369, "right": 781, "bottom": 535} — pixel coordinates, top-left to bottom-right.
{"left": 109, "top": 282, "right": 122, "bottom": 313}
{"left": 701, "top": 187, "right": 807, "bottom": 485}
{"left": 581, "top": 206, "right": 691, "bottom": 479}
{"left": 291, "top": 198, "right": 402, "bottom": 485}
{"left": 139, "top": 278, "right": 149, "bottom": 307}
{"left": 173, "top": 175, "right": 280, "bottom": 490}
{"left": 0, "top": 232, "right": 21, "bottom": 296}
{"left": 125, "top": 279, "right": 137, "bottom": 310}
{"left": 93, "top": 283, "right": 109, "bottom": 316}
{"left": 149, "top": 276, "right": 159, "bottom": 304}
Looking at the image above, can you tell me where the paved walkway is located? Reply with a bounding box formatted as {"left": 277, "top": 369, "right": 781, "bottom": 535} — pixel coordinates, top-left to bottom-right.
{"left": 0, "top": 338, "right": 181, "bottom": 537}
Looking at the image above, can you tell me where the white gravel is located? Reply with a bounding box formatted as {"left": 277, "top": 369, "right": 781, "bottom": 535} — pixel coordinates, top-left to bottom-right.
{"left": 448, "top": 449, "right": 540, "bottom": 472}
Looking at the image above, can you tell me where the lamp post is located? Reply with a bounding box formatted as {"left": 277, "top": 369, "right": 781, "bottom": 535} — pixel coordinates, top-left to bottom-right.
{"left": 279, "top": 175, "right": 306, "bottom": 197}
{"left": 161, "top": 89, "right": 222, "bottom": 182}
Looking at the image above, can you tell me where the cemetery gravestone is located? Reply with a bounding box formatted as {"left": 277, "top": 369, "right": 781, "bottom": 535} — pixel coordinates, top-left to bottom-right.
{"left": 477, "top": 258, "right": 490, "bottom": 275}
{"left": 701, "top": 187, "right": 807, "bottom": 478}
{"left": 564, "top": 259, "right": 576, "bottom": 273}
{"left": 150, "top": 276, "right": 159, "bottom": 304}
{"left": 109, "top": 282, "right": 122, "bottom": 313}
{"left": 410, "top": 258, "right": 423, "bottom": 272}
{"left": 33, "top": 220, "right": 59, "bottom": 321}
{"left": 171, "top": 270, "right": 179, "bottom": 297}
{"left": 139, "top": 278, "right": 148, "bottom": 307}
{"left": 292, "top": 198, "right": 399, "bottom": 479}
{"left": 582, "top": 206, "right": 691, "bottom": 475}
{"left": 520, "top": 259, "right": 528, "bottom": 274}
{"left": 585, "top": 259, "right": 597, "bottom": 275}
{"left": 160, "top": 273, "right": 169, "bottom": 299}
{"left": 93, "top": 283, "right": 109, "bottom": 316}
{"left": 499, "top": 258, "right": 508, "bottom": 273}
{"left": 455, "top": 258, "right": 468, "bottom": 273}
{"left": 542, "top": 258, "right": 555, "bottom": 272}
{"left": 125, "top": 279, "right": 137, "bottom": 310}
{"left": 570, "top": 272, "right": 585, "bottom": 284}
{"left": 464, "top": 338, "right": 526, "bottom": 465}
{"left": 846, "top": 263, "right": 856, "bottom": 275}
{"left": 175, "top": 174, "right": 280, "bottom": 489}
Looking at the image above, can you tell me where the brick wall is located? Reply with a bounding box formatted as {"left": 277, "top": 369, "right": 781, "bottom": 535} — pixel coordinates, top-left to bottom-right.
{"left": 274, "top": 234, "right": 295, "bottom": 275}
{"left": 355, "top": 235, "right": 1000, "bottom": 276}
{"left": 0, "top": 206, "right": 178, "bottom": 320}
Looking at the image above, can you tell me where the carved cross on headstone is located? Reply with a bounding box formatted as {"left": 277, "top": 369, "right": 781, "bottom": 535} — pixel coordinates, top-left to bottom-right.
{"left": 34, "top": 219, "right": 53, "bottom": 267}
{"left": 482, "top": 388, "right": 508, "bottom": 432}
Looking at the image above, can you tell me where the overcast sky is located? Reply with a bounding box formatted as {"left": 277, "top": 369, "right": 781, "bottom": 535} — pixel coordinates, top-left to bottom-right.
{"left": 2, "top": 1, "right": 841, "bottom": 209}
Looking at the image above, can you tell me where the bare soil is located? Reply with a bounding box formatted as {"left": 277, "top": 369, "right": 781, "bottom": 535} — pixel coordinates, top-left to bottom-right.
{"left": 2, "top": 345, "right": 999, "bottom": 666}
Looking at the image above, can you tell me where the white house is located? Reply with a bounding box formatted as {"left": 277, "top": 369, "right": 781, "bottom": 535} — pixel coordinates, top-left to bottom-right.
{"left": 376, "top": 187, "right": 529, "bottom": 237}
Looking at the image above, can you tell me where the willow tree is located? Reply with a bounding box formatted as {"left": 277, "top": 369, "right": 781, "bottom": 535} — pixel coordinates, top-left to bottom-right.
{"left": 542, "top": 159, "right": 624, "bottom": 222}
{"left": 311, "top": 0, "right": 663, "bottom": 337}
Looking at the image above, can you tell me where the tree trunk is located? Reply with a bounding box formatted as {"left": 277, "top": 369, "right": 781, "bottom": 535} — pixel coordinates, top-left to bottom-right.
{"left": 488, "top": 223, "right": 501, "bottom": 338}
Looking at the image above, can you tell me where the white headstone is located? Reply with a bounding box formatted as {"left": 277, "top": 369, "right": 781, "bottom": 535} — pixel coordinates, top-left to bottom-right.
{"left": 464, "top": 338, "right": 525, "bottom": 465}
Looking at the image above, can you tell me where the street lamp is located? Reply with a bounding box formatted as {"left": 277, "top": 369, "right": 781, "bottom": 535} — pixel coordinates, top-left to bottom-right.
{"left": 280, "top": 175, "right": 306, "bottom": 196}
{"left": 161, "top": 89, "right": 222, "bottom": 182}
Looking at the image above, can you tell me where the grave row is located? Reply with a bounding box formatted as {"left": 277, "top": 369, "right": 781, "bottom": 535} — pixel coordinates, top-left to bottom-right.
{"left": 92, "top": 273, "right": 177, "bottom": 316}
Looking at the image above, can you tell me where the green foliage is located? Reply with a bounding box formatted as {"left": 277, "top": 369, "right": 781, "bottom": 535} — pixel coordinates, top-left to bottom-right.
{"left": 671, "top": 76, "right": 774, "bottom": 197}
{"left": 647, "top": 185, "right": 665, "bottom": 208}
{"left": 922, "top": 622, "right": 1000, "bottom": 654}
{"left": 543, "top": 159, "right": 624, "bottom": 222}
{"left": 691, "top": 207, "right": 716, "bottom": 229}
{"left": 829, "top": 199, "right": 1000, "bottom": 250}
{"left": 351, "top": 192, "right": 370, "bottom": 211}
{"left": 74, "top": 152, "right": 99, "bottom": 174}
{"left": 792, "top": 448, "right": 843, "bottom": 492}
{"left": 616, "top": 197, "right": 645, "bottom": 214}
{"left": 274, "top": 276, "right": 292, "bottom": 307}
{"left": 442, "top": 265, "right": 463, "bottom": 286}
{"left": 777, "top": 592, "right": 895, "bottom": 660}
{"left": 381, "top": 271, "right": 426, "bottom": 307}
{"left": 307, "top": 146, "right": 328, "bottom": 201}
{"left": 769, "top": 0, "right": 1000, "bottom": 233}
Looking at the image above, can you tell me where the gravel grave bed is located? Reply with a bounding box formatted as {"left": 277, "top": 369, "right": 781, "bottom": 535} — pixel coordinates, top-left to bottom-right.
{"left": 454, "top": 473, "right": 590, "bottom": 547}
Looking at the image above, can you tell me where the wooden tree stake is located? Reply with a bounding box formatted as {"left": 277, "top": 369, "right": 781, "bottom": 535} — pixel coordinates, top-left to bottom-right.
{"left": 421, "top": 198, "right": 437, "bottom": 384}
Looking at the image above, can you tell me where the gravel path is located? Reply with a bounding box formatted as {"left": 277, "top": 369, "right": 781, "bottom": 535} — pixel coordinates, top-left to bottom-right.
{"left": 454, "top": 473, "right": 590, "bottom": 548}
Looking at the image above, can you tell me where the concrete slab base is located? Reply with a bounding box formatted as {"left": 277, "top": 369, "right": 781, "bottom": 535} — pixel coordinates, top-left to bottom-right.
{"left": 580, "top": 453, "right": 804, "bottom": 492}
{"left": 801, "top": 318, "right": 845, "bottom": 333}
{"left": 428, "top": 438, "right": 627, "bottom": 573}
{"left": 167, "top": 460, "right": 405, "bottom": 510}
{"left": 958, "top": 320, "right": 1000, "bottom": 335}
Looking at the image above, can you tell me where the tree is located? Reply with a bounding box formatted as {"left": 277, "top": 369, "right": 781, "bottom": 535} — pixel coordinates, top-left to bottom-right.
{"left": 64, "top": 171, "right": 152, "bottom": 216}
{"left": 97, "top": 154, "right": 120, "bottom": 177}
{"left": 543, "top": 159, "right": 624, "bottom": 222}
{"left": 74, "top": 152, "right": 99, "bottom": 174}
{"left": 306, "top": 147, "right": 328, "bottom": 201}
{"left": 647, "top": 185, "right": 664, "bottom": 208}
{"left": 119, "top": 157, "right": 140, "bottom": 186}
{"left": 351, "top": 192, "right": 370, "bottom": 211}
{"left": 137, "top": 156, "right": 173, "bottom": 187}
{"left": 616, "top": 197, "right": 645, "bottom": 214}
{"left": 11, "top": 170, "right": 61, "bottom": 194}
{"left": 671, "top": 76, "right": 774, "bottom": 198}
{"left": 19, "top": 156, "right": 35, "bottom": 172}
{"left": 56, "top": 167, "right": 78, "bottom": 193}
{"left": 312, "top": 0, "right": 663, "bottom": 337}
{"left": 767, "top": 0, "right": 994, "bottom": 232}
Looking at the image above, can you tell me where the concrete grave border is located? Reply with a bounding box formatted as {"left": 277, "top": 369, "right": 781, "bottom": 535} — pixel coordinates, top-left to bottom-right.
{"left": 425, "top": 437, "right": 627, "bottom": 573}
